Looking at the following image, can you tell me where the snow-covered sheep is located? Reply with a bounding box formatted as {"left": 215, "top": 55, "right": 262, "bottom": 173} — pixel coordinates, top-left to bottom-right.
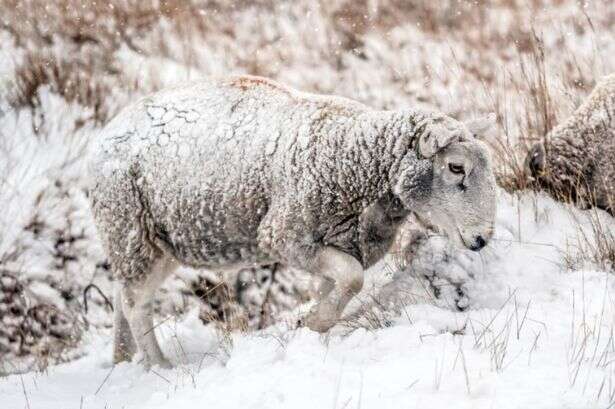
{"left": 527, "top": 73, "right": 615, "bottom": 214}
{"left": 89, "top": 75, "right": 497, "bottom": 368}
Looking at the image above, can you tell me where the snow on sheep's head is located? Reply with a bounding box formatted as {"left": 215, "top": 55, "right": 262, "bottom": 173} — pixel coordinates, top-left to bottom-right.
{"left": 394, "top": 114, "right": 497, "bottom": 251}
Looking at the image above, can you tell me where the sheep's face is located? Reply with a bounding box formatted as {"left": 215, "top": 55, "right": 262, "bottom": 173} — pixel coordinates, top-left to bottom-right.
{"left": 394, "top": 118, "right": 497, "bottom": 251}
{"left": 526, "top": 141, "right": 594, "bottom": 208}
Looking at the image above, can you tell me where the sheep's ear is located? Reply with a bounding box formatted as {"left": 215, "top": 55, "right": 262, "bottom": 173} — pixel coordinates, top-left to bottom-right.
{"left": 417, "top": 122, "right": 460, "bottom": 158}
{"left": 464, "top": 113, "right": 496, "bottom": 138}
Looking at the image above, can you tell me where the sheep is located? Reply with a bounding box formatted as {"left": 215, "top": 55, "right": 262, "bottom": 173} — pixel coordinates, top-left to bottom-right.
{"left": 527, "top": 73, "right": 615, "bottom": 214}
{"left": 88, "top": 75, "right": 497, "bottom": 368}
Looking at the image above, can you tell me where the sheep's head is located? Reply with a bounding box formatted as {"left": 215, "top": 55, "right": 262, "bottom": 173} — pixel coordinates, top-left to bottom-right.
{"left": 394, "top": 114, "right": 497, "bottom": 251}
{"left": 526, "top": 141, "right": 547, "bottom": 181}
{"left": 526, "top": 137, "right": 595, "bottom": 208}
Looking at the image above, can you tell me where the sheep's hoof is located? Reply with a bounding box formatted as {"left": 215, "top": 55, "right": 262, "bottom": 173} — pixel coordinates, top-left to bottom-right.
{"left": 113, "top": 351, "right": 133, "bottom": 365}
{"left": 141, "top": 356, "right": 173, "bottom": 371}
{"left": 156, "top": 358, "right": 173, "bottom": 370}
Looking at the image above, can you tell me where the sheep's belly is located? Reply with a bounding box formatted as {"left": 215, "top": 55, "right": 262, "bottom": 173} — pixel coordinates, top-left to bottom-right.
{"left": 148, "top": 188, "right": 272, "bottom": 269}
{"left": 170, "top": 238, "right": 272, "bottom": 270}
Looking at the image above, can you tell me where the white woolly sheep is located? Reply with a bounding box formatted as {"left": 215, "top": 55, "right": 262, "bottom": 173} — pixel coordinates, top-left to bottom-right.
{"left": 527, "top": 73, "right": 615, "bottom": 214}
{"left": 89, "top": 75, "right": 497, "bottom": 368}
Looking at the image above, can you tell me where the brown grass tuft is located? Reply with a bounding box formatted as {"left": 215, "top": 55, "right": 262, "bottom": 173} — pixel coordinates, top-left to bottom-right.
{"left": 10, "top": 52, "right": 111, "bottom": 123}
{"left": 489, "top": 30, "right": 558, "bottom": 193}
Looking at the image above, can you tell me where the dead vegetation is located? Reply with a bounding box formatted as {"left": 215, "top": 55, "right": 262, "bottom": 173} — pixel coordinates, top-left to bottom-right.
{"left": 563, "top": 209, "right": 615, "bottom": 273}
{"left": 10, "top": 52, "right": 112, "bottom": 125}
{"left": 0, "top": 269, "right": 83, "bottom": 374}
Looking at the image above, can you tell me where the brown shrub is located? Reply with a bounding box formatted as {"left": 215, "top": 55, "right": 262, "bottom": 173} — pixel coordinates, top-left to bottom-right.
{"left": 10, "top": 52, "right": 112, "bottom": 123}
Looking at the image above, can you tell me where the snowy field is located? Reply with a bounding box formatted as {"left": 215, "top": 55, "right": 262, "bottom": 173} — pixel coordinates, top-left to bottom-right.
{"left": 1, "top": 1, "right": 615, "bottom": 408}
{"left": 3, "top": 191, "right": 615, "bottom": 408}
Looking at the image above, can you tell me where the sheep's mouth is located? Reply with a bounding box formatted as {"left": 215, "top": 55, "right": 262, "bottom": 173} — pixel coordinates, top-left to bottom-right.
{"left": 454, "top": 228, "right": 473, "bottom": 249}
{"left": 411, "top": 211, "right": 463, "bottom": 244}
{"left": 410, "top": 211, "right": 434, "bottom": 232}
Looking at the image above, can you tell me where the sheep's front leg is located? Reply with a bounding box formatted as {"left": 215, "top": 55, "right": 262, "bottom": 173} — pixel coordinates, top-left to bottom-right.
{"left": 303, "top": 247, "right": 364, "bottom": 333}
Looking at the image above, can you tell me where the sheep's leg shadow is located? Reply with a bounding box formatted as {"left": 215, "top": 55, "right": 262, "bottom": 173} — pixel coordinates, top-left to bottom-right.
{"left": 118, "top": 256, "right": 178, "bottom": 369}
{"left": 303, "top": 247, "right": 364, "bottom": 333}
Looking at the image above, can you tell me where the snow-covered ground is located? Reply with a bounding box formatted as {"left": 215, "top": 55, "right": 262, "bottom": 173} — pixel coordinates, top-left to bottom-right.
{"left": 2, "top": 190, "right": 615, "bottom": 409}
{"left": 2, "top": 1, "right": 615, "bottom": 408}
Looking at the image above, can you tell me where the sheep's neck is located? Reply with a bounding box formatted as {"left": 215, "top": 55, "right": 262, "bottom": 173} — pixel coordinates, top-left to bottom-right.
{"left": 313, "top": 109, "right": 425, "bottom": 214}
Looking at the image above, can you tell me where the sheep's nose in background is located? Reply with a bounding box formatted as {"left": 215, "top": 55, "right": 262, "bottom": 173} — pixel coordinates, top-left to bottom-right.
{"left": 528, "top": 143, "right": 546, "bottom": 178}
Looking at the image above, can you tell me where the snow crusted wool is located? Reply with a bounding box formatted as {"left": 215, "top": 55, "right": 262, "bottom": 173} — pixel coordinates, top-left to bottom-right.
{"left": 89, "top": 75, "right": 496, "bottom": 368}
{"left": 527, "top": 73, "right": 615, "bottom": 214}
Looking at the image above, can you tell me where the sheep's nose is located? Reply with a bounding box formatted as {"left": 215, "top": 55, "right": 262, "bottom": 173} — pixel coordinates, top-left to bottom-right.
{"left": 470, "top": 235, "right": 487, "bottom": 251}
{"left": 527, "top": 143, "right": 546, "bottom": 178}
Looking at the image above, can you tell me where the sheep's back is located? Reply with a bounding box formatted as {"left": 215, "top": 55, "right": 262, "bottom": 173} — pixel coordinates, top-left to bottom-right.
{"left": 88, "top": 76, "right": 370, "bottom": 267}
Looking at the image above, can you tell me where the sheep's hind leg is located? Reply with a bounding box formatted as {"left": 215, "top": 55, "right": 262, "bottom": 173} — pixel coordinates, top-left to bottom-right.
{"left": 113, "top": 284, "right": 137, "bottom": 364}
{"left": 121, "top": 256, "right": 178, "bottom": 369}
{"left": 303, "top": 247, "right": 364, "bottom": 333}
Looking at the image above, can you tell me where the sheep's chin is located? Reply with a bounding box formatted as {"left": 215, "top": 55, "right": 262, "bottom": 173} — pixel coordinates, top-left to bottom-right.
{"left": 409, "top": 211, "right": 433, "bottom": 231}
{"left": 410, "top": 212, "right": 468, "bottom": 248}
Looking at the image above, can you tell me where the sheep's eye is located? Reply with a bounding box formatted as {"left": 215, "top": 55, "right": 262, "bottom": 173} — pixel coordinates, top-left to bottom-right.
{"left": 448, "top": 163, "right": 465, "bottom": 174}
